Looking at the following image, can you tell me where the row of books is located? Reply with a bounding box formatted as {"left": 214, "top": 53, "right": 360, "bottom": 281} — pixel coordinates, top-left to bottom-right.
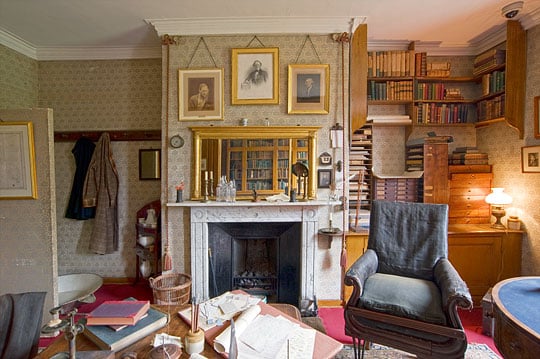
{"left": 368, "top": 80, "right": 413, "bottom": 101}
{"left": 477, "top": 94, "right": 505, "bottom": 121}
{"left": 367, "top": 50, "right": 415, "bottom": 77}
{"left": 415, "top": 83, "right": 464, "bottom": 101}
{"left": 414, "top": 103, "right": 470, "bottom": 124}
{"left": 481, "top": 70, "right": 505, "bottom": 96}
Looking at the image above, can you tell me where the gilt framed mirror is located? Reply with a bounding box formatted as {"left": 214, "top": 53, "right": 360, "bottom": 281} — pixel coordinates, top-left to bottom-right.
{"left": 189, "top": 126, "right": 320, "bottom": 200}
{"left": 139, "top": 149, "right": 161, "bottom": 180}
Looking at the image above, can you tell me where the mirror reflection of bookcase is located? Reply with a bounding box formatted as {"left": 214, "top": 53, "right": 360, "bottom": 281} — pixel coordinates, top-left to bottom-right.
{"left": 190, "top": 126, "right": 320, "bottom": 200}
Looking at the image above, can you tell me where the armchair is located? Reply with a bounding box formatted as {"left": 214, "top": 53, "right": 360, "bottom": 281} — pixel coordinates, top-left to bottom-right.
{"left": 344, "top": 200, "right": 472, "bottom": 358}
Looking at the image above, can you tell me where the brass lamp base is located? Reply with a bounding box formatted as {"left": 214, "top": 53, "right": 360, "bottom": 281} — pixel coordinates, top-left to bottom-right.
{"left": 491, "top": 207, "right": 506, "bottom": 229}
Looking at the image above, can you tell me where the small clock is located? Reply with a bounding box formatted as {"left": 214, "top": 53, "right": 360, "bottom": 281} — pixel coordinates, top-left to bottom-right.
{"left": 169, "top": 135, "right": 184, "bottom": 148}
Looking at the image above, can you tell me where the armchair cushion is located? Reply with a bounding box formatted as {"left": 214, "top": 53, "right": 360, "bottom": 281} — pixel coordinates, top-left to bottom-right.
{"left": 359, "top": 273, "right": 447, "bottom": 326}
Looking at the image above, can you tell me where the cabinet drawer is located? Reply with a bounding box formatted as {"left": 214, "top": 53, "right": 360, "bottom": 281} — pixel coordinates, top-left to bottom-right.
{"left": 449, "top": 187, "right": 491, "bottom": 196}
{"left": 448, "top": 195, "right": 489, "bottom": 208}
{"left": 450, "top": 178, "right": 492, "bottom": 188}
{"left": 449, "top": 217, "right": 490, "bottom": 224}
{"left": 449, "top": 207, "right": 490, "bottom": 218}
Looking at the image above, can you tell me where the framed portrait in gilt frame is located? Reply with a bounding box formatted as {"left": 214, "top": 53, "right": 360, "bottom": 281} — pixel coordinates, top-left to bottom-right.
{"left": 534, "top": 96, "right": 540, "bottom": 138}
{"left": 231, "top": 48, "right": 279, "bottom": 105}
{"left": 0, "top": 122, "right": 38, "bottom": 199}
{"left": 288, "top": 64, "right": 330, "bottom": 114}
{"left": 178, "top": 68, "right": 224, "bottom": 121}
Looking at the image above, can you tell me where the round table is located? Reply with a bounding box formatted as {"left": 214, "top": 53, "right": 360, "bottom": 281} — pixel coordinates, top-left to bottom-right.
{"left": 492, "top": 276, "right": 540, "bottom": 358}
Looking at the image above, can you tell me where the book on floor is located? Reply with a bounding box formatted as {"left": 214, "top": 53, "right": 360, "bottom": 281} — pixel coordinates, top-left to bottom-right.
{"left": 86, "top": 300, "right": 150, "bottom": 326}
{"left": 83, "top": 306, "right": 168, "bottom": 352}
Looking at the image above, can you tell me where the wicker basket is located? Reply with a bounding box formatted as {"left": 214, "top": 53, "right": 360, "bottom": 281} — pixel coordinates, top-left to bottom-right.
{"left": 149, "top": 273, "right": 191, "bottom": 305}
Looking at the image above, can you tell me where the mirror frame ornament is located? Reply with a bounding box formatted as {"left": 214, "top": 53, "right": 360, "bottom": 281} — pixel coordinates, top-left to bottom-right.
{"left": 189, "top": 126, "right": 320, "bottom": 200}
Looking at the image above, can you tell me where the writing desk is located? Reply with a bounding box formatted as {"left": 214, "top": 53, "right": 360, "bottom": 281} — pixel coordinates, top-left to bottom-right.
{"left": 37, "top": 302, "right": 342, "bottom": 358}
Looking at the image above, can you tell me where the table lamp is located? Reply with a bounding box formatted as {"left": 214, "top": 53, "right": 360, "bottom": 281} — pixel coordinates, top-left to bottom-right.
{"left": 485, "top": 188, "right": 512, "bottom": 229}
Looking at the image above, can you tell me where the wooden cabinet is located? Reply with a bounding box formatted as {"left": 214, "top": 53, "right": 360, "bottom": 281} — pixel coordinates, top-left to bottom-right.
{"left": 134, "top": 200, "right": 161, "bottom": 283}
{"left": 342, "top": 231, "right": 369, "bottom": 303}
{"left": 423, "top": 141, "right": 448, "bottom": 203}
{"left": 448, "top": 171, "right": 492, "bottom": 224}
{"left": 448, "top": 224, "right": 522, "bottom": 305}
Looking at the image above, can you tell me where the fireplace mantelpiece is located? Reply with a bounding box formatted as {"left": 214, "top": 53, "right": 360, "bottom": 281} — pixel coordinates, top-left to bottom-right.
{"left": 168, "top": 200, "right": 334, "bottom": 301}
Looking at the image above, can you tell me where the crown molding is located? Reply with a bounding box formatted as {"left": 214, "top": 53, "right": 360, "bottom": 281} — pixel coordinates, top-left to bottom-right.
{"left": 0, "top": 27, "right": 37, "bottom": 59}
{"left": 145, "top": 16, "right": 366, "bottom": 36}
{"left": 35, "top": 46, "right": 162, "bottom": 61}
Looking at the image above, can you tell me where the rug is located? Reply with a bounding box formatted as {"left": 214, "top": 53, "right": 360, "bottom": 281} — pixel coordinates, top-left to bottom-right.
{"left": 334, "top": 343, "right": 501, "bottom": 359}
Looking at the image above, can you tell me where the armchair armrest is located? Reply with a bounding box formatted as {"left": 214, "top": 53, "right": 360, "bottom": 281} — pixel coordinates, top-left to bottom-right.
{"left": 434, "top": 258, "right": 473, "bottom": 326}
{"left": 344, "top": 249, "right": 378, "bottom": 307}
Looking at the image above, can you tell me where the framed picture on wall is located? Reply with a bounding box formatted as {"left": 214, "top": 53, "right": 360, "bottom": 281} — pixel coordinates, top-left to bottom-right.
{"left": 535, "top": 96, "right": 540, "bottom": 138}
{"left": 0, "top": 121, "right": 38, "bottom": 199}
{"left": 231, "top": 47, "right": 279, "bottom": 105}
{"left": 318, "top": 169, "right": 332, "bottom": 188}
{"left": 522, "top": 145, "right": 540, "bottom": 173}
{"left": 178, "top": 68, "right": 224, "bottom": 121}
{"left": 288, "top": 64, "right": 330, "bottom": 114}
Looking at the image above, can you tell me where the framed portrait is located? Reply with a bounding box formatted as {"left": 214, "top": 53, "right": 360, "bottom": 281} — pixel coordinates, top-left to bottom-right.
{"left": 231, "top": 47, "right": 279, "bottom": 105}
{"left": 288, "top": 64, "right": 330, "bottom": 114}
{"left": 522, "top": 145, "right": 540, "bottom": 173}
{"left": 0, "top": 122, "right": 38, "bottom": 199}
{"left": 178, "top": 68, "right": 224, "bottom": 121}
{"left": 535, "top": 96, "right": 540, "bottom": 138}
{"left": 318, "top": 169, "right": 332, "bottom": 188}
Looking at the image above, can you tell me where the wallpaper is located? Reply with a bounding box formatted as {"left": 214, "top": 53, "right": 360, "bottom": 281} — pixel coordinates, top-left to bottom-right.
{"left": 0, "top": 44, "right": 38, "bottom": 108}
{"left": 163, "top": 34, "right": 349, "bottom": 299}
{"left": 477, "top": 25, "right": 540, "bottom": 274}
{"left": 38, "top": 59, "right": 162, "bottom": 278}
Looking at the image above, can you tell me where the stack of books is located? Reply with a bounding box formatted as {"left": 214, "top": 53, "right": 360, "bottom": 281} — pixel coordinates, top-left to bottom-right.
{"left": 473, "top": 49, "right": 506, "bottom": 76}
{"left": 83, "top": 299, "right": 168, "bottom": 352}
{"left": 426, "top": 61, "right": 451, "bottom": 77}
{"left": 450, "top": 147, "right": 489, "bottom": 165}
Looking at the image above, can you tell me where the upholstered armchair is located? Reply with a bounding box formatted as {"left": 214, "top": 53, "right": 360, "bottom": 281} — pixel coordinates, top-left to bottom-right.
{"left": 344, "top": 200, "right": 473, "bottom": 358}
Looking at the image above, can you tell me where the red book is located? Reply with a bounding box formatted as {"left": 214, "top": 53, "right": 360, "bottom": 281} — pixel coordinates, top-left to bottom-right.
{"left": 86, "top": 300, "right": 150, "bottom": 326}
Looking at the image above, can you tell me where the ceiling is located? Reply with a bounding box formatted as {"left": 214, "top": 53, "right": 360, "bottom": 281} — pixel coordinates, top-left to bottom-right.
{"left": 1, "top": 0, "right": 540, "bottom": 60}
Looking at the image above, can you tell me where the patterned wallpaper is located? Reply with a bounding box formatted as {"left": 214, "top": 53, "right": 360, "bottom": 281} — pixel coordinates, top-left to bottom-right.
{"left": 0, "top": 44, "right": 38, "bottom": 108}
{"left": 38, "top": 59, "right": 162, "bottom": 278}
{"left": 477, "top": 25, "right": 540, "bottom": 274}
{"left": 2, "top": 25, "right": 539, "bottom": 299}
{"left": 163, "top": 34, "right": 349, "bottom": 299}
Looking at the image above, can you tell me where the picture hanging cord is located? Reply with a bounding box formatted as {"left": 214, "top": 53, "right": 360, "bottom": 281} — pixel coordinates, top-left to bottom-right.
{"left": 186, "top": 37, "right": 219, "bottom": 68}
{"left": 245, "top": 35, "right": 266, "bottom": 48}
{"left": 294, "top": 35, "right": 322, "bottom": 64}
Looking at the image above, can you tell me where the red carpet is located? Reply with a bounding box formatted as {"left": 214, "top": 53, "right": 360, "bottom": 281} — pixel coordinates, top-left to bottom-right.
{"left": 41, "top": 284, "right": 501, "bottom": 357}
{"left": 318, "top": 306, "right": 501, "bottom": 356}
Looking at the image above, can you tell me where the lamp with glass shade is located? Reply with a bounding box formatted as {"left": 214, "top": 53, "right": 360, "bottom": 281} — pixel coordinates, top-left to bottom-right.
{"left": 485, "top": 188, "right": 512, "bottom": 229}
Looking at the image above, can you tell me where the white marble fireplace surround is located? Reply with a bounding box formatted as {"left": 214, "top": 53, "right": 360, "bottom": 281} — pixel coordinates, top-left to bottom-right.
{"left": 168, "top": 201, "right": 331, "bottom": 301}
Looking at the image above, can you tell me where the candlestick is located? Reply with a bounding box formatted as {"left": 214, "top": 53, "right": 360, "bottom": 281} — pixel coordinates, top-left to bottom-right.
{"left": 209, "top": 171, "right": 213, "bottom": 180}
{"left": 204, "top": 171, "right": 208, "bottom": 180}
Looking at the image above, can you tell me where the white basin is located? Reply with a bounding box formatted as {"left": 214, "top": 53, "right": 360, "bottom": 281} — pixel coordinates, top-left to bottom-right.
{"left": 58, "top": 273, "right": 103, "bottom": 305}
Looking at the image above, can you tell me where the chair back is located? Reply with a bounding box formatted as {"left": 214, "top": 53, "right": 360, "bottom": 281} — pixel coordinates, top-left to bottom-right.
{"left": 368, "top": 200, "right": 448, "bottom": 280}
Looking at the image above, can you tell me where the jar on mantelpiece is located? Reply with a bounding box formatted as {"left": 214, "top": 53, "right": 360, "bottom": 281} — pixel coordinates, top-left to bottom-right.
{"left": 507, "top": 216, "right": 521, "bottom": 230}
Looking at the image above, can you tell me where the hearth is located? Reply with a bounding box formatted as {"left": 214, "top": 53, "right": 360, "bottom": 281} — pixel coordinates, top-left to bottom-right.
{"left": 208, "top": 222, "right": 301, "bottom": 304}
{"left": 169, "top": 201, "right": 329, "bottom": 303}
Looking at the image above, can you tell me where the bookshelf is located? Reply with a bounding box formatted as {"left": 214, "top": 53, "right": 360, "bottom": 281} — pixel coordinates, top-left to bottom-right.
{"left": 356, "top": 21, "right": 525, "bottom": 136}
{"left": 348, "top": 126, "right": 372, "bottom": 212}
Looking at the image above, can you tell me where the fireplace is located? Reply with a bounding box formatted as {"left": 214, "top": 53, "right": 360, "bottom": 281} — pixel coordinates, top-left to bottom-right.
{"left": 175, "top": 201, "right": 326, "bottom": 304}
{"left": 208, "top": 222, "right": 301, "bottom": 304}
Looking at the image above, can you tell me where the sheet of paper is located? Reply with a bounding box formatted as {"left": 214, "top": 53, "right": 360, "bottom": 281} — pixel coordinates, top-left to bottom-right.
{"left": 275, "top": 326, "right": 316, "bottom": 359}
{"left": 214, "top": 304, "right": 261, "bottom": 353}
{"left": 237, "top": 314, "right": 300, "bottom": 358}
